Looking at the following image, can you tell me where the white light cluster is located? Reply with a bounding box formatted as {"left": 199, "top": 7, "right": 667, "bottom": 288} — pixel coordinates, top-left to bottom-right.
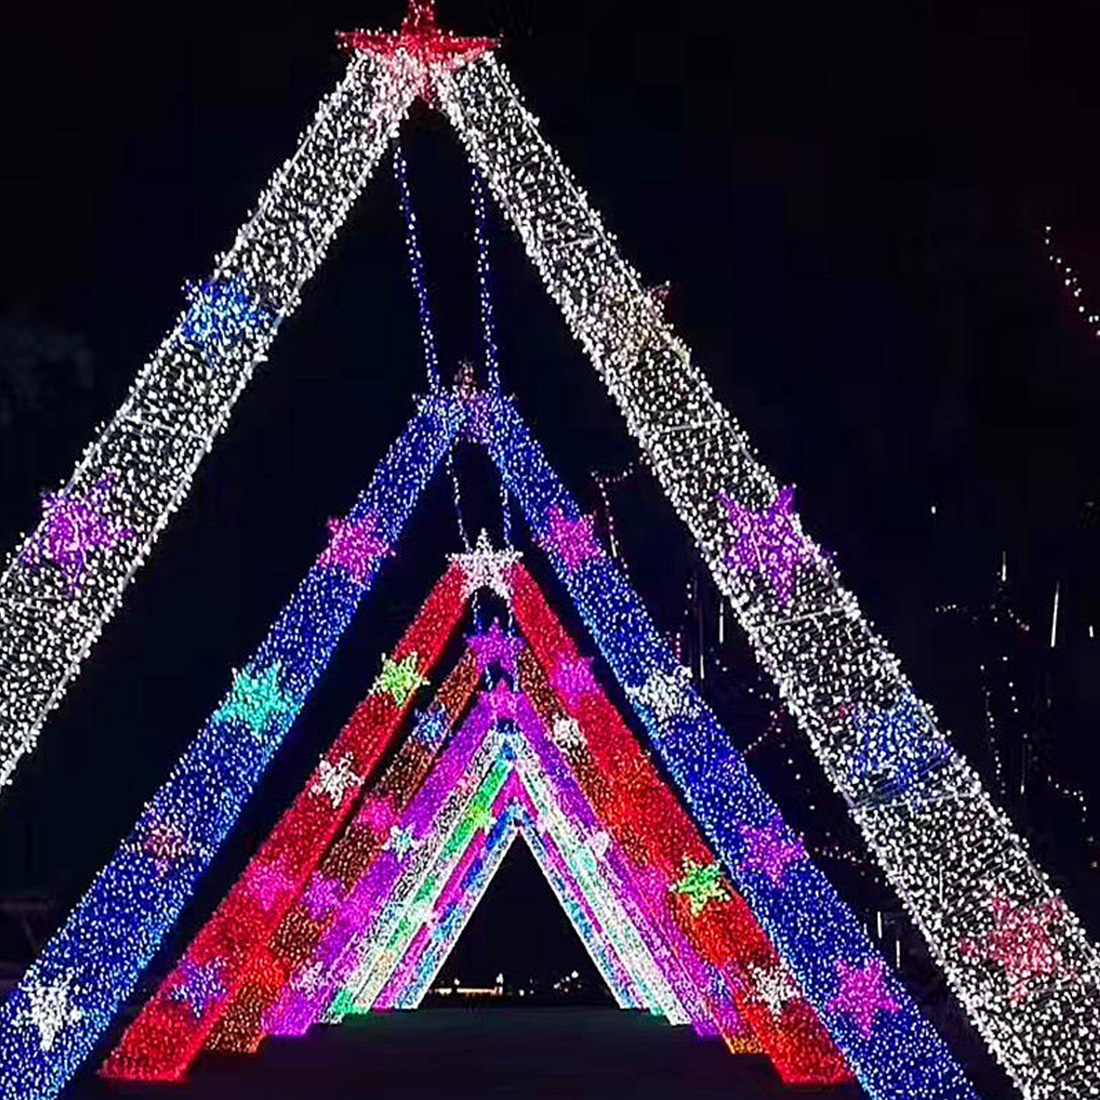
{"left": 437, "top": 55, "right": 1100, "bottom": 1099}
{"left": 0, "top": 55, "right": 418, "bottom": 794}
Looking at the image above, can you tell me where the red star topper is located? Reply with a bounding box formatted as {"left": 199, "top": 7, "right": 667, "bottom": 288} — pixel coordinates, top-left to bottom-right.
{"left": 338, "top": 0, "right": 498, "bottom": 104}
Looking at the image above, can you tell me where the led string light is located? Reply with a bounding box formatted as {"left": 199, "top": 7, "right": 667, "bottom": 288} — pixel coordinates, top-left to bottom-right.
{"left": 436, "top": 54, "right": 1100, "bottom": 1099}
{"left": 101, "top": 565, "right": 469, "bottom": 1081}
{"left": 265, "top": 694, "right": 509, "bottom": 1036}
{"left": 203, "top": 646, "right": 482, "bottom": 1056}
{"left": 514, "top": 626, "right": 848, "bottom": 1081}
{"left": 474, "top": 397, "right": 978, "bottom": 1100}
{"left": 1045, "top": 225, "right": 1100, "bottom": 341}
{"left": 0, "top": 54, "right": 424, "bottom": 799}
{"left": 0, "top": 396, "right": 462, "bottom": 1100}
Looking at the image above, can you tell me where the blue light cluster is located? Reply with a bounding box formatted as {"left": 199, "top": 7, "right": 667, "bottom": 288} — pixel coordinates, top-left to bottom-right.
{"left": 181, "top": 274, "right": 278, "bottom": 369}
{"left": 477, "top": 398, "right": 979, "bottom": 1100}
{"left": 0, "top": 397, "right": 462, "bottom": 1100}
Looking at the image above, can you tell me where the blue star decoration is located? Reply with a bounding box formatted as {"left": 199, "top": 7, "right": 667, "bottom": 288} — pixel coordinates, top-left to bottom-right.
{"left": 214, "top": 662, "right": 296, "bottom": 740}
{"left": 168, "top": 957, "right": 226, "bottom": 1020}
{"left": 181, "top": 273, "right": 275, "bottom": 367}
{"left": 850, "top": 688, "right": 953, "bottom": 804}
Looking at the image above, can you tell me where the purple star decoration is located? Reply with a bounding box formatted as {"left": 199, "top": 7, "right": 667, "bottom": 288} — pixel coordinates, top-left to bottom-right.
{"left": 169, "top": 958, "right": 225, "bottom": 1020}
{"left": 827, "top": 958, "right": 901, "bottom": 1039}
{"left": 302, "top": 873, "right": 344, "bottom": 923}
{"left": 23, "top": 479, "right": 134, "bottom": 592}
{"left": 719, "top": 485, "right": 815, "bottom": 608}
{"left": 552, "top": 657, "right": 598, "bottom": 707}
{"left": 470, "top": 620, "right": 525, "bottom": 677}
{"left": 740, "top": 816, "right": 805, "bottom": 887}
{"left": 540, "top": 505, "right": 602, "bottom": 571}
{"left": 318, "top": 512, "right": 391, "bottom": 585}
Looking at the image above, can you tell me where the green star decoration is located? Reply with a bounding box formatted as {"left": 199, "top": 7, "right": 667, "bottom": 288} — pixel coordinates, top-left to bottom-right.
{"left": 371, "top": 653, "right": 428, "bottom": 706}
{"left": 216, "top": 662, "right": 294, "bottom": 737}
{"left": 673, "top": 857, "right": 729, "bottom": 916}
{"left": 468, "top": 803, "right": 497, "bottom": 833}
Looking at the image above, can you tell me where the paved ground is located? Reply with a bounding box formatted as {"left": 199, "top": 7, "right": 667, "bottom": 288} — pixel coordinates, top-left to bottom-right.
{"left": 74, "top": 1007, "right": 868, "bottom": 1099}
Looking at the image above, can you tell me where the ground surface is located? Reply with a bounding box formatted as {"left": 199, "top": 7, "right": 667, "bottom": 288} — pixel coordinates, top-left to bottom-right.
{"left": 72, "top": 1007, "right": 868, "bottom": 1099}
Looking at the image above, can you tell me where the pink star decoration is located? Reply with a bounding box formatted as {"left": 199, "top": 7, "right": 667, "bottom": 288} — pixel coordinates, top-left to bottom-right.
{"left": 302, "top": 873, "right": 344, "bottom": 922}
{"left": 362, "top": 794, "right": 399, "bottom": 838}
{"left": 551, "top": 656, "right": 598, "bottom": 707}
{"left": 338, "top": 0, "right": 497, "bottom": 105}
{"left": 960, "top": 893, "right": 1072, "bottom": 1004}
{"left": 23, "top": 478, "right": 134, "bottom": 591}
{"left": 487, "top": 679, "right": 522, "bottom": 721}
{"left": 719, "top": 485, "right": 816, "bottom": 608}
{"left": 540, "top": 505, "right": 603, "bottom": 571}
{"left": 827, "top": 958, "right": 900, "bottom": 1039}
{"left": 470, "top": 620, "right": 525, "bottom": 676}
{"left": 248, "top": 862, "right": 293, "bottom": 913}
{"left": 740, "top": 816, "right": 806, "bottom": 887}
{"left": 318, "top": 512, "right": 391, "bottom": 585}
{"left": 139, "top": 816, "right": 192, "bottom": 877}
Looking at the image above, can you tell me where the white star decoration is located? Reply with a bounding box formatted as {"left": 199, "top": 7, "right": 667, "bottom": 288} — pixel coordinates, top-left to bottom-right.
{"left": 627, "top": 665, "right": 699, "bottom": 726}
{"left": 589, "top": 831, "right": 611, "bottom": 858}
{"left": 748, "top": 963, "right": 800, "bottom": 1021}
{"left": 310, "top": 753, "right": 361, "bottom": 808}
{"left": 551, "top": 715, "right": 585, "bottom": 750}
{"left": 387, "top": 824, "right": 419, "bottom": 858}
{"left": 15, "top": 971, "right": 84, "bottom": 1052}
{"left": 450, "top": 529, "right": 521, "bottom": 602}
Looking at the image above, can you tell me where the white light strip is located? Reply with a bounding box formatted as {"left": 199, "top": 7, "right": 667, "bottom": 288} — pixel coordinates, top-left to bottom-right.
{"left": 438, "top": 54, "right": 1100, "bottom": 1099}
{"left": 0, "top": 56, "right": 418, "bottom": 795}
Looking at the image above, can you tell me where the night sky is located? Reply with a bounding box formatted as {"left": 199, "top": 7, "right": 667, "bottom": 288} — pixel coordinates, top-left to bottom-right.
{"left": 1, "top": 0, "right": 1099, "bottom": 1037}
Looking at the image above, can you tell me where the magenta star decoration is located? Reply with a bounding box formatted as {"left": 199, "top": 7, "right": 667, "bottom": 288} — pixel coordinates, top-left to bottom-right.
{"left": 487, "top": 679, "right": 522, "bottom": 721}
{"left": 169, "top": 958, "right": 226, "bottom": 1020}
{"left": 302, "top": 873, "right": 344, "bottom": 922}
{"left": 960, "top": 893, "right": 1072, "bottom": 1003}
{"left": 827, "top": 958, "right": 900, "bottom": 1039}
{"left": 248, "top": 862, "right": 293, "bottom": 913}
{"left": 470, "top": 620, "right": 525, "bottom": 676}
{"left": 740, "top": 816, "right": 806, "bottom": 887}
{"left": 540, "top": 505, "right": 603, "bottom": 572}
{"left": 318, "top": 512, "right": 391, "bottom": 585}
{"left": 719, "top": 485, "right": 816, "bottom": 608}
{"left": 136, "top": 814, "right": 193, "bottom": 877}
{"left": 362, "top": 794, "right": 399, "bottom": 838}
{"left": 23, "top": 478, "right": 134, "bottom": 592}
{"left": 551, "top": 656, "right": 598, "bottom": 707}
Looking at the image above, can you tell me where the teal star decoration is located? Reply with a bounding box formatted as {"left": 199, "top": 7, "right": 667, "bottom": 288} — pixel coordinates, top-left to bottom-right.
{"left": 216, "top": 662, "right": 295, "bottom": 737}
{"left": 672, "top": 857, "right": 729, "bottom": 916}
{"left": 371, "top": 653, "right": 428, "bottom": 706}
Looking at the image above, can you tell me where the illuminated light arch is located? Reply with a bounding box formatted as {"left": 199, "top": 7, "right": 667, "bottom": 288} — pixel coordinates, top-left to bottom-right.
{"left": 4, "top": 394, "right": 975, "bottom": 1100}
{"left": 0, "top": 7, "right": 1091, "bottom": 1089}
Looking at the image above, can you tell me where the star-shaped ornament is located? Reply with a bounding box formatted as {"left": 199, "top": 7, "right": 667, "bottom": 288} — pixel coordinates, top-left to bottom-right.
{"left": 540, "top": 505, "right": 603, "bottom": 571}
{"left": 468, "top": 802, "right": 497, "bottom": 834}
{"left": 372, "top": 652, "right": 428, "bottom": 705}
{"left": 387, "top": 825, "right": 419, "bottom": 858}
{"left": 249, "top": 862, "right": 293, "bottom": 913}
{"left": 551, "top": 656, "right": 598, "bottom": 707}
{"left": 181, "top": 273, "right": 274, "bottom": 365}
{"left": 740, "top": 816, "right": 806, "bottom": 887}
{"left": 23, "top": 478, "right": 134, "bottom": 592}
{"left": 747, "top": 963, "right": 801, "bottom": 1021}
{"left": 169, "top": 958, "right": 226, "bottom": 1020}
{"left": 136, "top": 813, "right": 193, "bottom": 877}
{"left": 318, "top": 512, "right": 391, "bottom": 585}
{"left": 469, "top": 619, "right": 525, "bottom": 676}
{"left": 311, "top": 753, "right": 362, "bottom": 809}
{"left": 302, "top": 873, "right": 344, "bottom": 922}
{"left": 627, "top": 665, "right": 699, "bottom": 728}
{"left": 551, "top": 715, "right": 585, "bottom": 751}
{"left": 719, "top": 485, "right": 816, "bottom": 609}
{"left": 486, "top": 679, "right": 522, "bottom": 722}
{"left": 827, "top": 958, "right": 900, "bottom": 1039}
{"left": 450, "top": 529, "right": 521, "bottom": 602}
{"left": 216, "top": 662, "right": 295, "bottom": 737}
{"left": 338, "top": 0, "right": 497, "bottom": 105}
{"left": 15, "top": 970, "right": 84, "bottom": 1053}
{"left": 672, "top": 857, "right": 729, "bottom": 916}
{"left": 960, "top": 893, "right": 1072, "bottom": 1003}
